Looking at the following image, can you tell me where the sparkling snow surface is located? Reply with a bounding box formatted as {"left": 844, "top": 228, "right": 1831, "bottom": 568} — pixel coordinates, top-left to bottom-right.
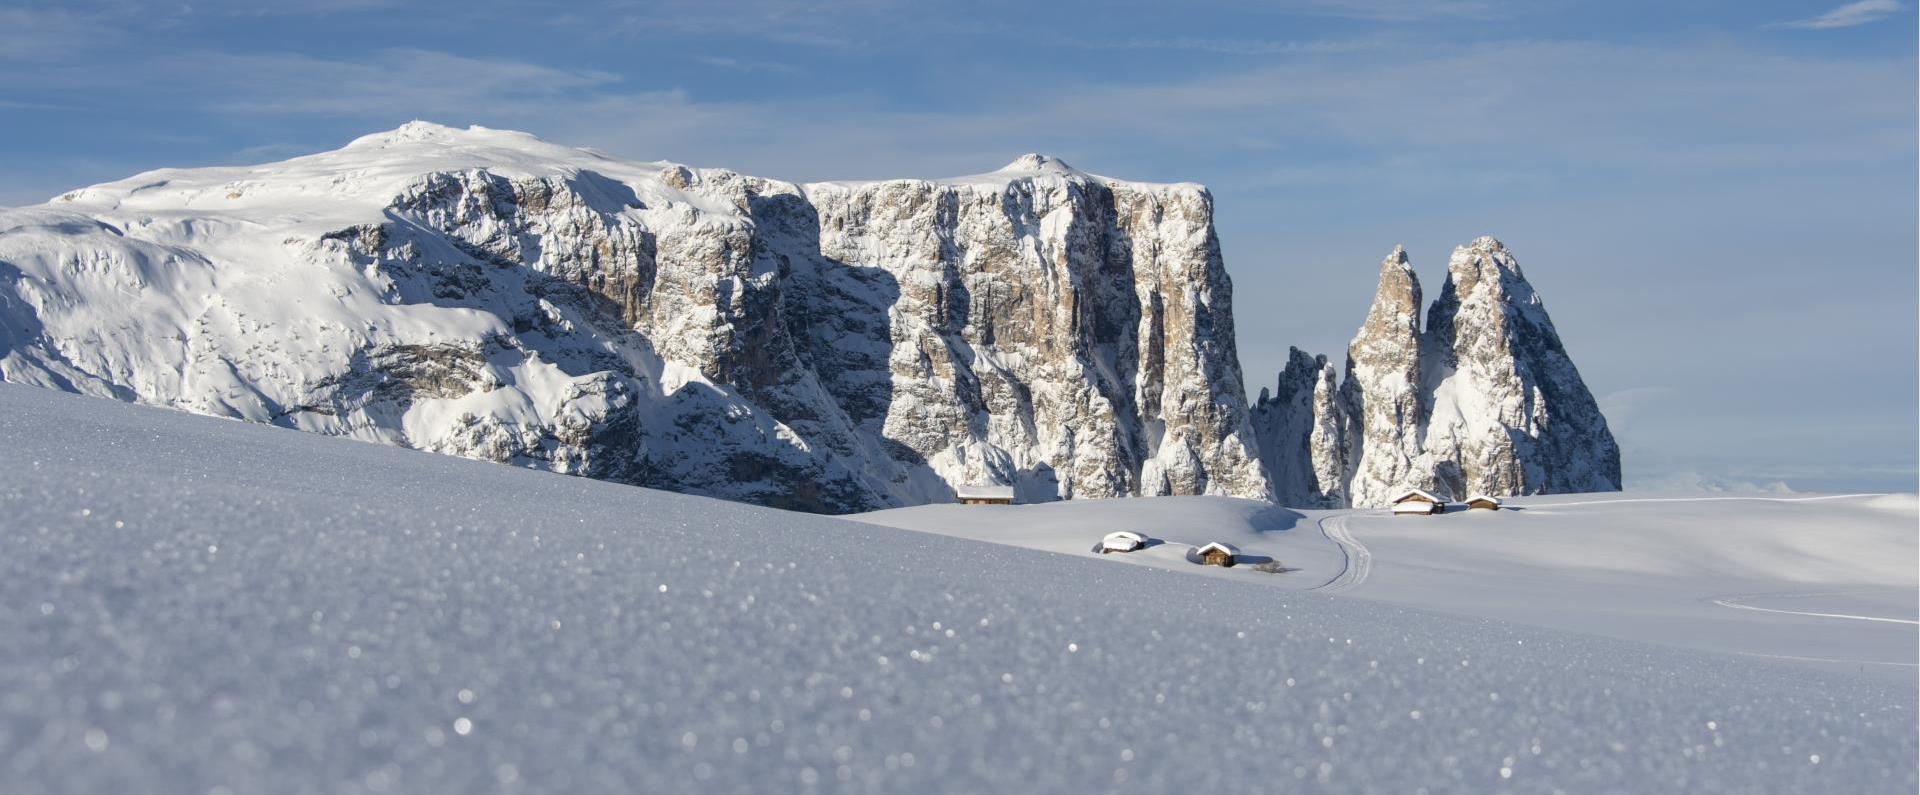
{"left": 1, "top": 384, "right": 1913, "bottom": 793}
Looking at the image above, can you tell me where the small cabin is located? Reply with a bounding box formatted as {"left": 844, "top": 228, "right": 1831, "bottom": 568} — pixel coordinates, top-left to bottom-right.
{"left": 955, "top": 485, "right": 1015, "bottom": 506}
{"left": 1100, "top": 531, "right": 1146, "bottom": 554}
{"left": 1464, "top": 494, "right": 1503, "bottom": 511}
{"left": 1196, "top": 541, "right": 1240, "bottom": 567}
{"left": 1389, "top": 488, "right": 1444, "bottom": 515}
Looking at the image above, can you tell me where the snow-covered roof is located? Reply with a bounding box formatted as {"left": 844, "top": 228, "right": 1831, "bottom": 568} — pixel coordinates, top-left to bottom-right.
{"left": 1465, "top": 494, "right": 1503, "bottom": 505}
{"left": 1103, "top": 531, "right": 1146, "bottom": 544}
{"left": 1390, "top": 488, "right": 1443, "bottom": 504}
{"left": 955, "top": 485, "right": 1015, "bottom": 500}
{"left": 1196, "top": 542, "right": 1239, "bottom": 556}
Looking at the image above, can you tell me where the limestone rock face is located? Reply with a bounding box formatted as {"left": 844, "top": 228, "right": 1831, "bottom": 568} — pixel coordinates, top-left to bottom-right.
{"left": 0, "top": 123, "right": 1271, "bottom": 512}
{"left": 1260, "top": 240, "right": 1620, "bottom": 507}
{"left": 778, "top": 162, "right": 1270, "bottom": 504}
{"left": 1418, "top": 237, "right": 1622, "bottom": 501}
{"left": 1250, "top": 347, "right": 1346, "bottom": 507}
{"left": 1340, "top": 246, "right": 1428, "bottom": 508}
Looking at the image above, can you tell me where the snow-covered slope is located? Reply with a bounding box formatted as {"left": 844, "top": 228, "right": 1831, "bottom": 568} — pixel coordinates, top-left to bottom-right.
{"left": 0, "top": 122, "right": 1269, "bottom": 513}
{"left": 860, "top": 491, "right": 1918, "bottom": 686}
{"left": 2, "top": 382, "right": 1914, "bottom": 793}
{"left": 1341, "top": 493, "right": 1918, "bottom": 682}
{"left": 861, "top": 494, "right": 1348, "bottom": 583}
{"left": 1254, "top": 239, "right": 1620, "bottom": 507}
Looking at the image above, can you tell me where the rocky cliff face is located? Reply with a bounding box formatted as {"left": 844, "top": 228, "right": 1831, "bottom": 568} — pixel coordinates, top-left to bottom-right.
{"left": 1250, "top": 347, "right": 1346, "bottom": 507}
{"left": 789, "top": 156, "right": 1268, "bottom": 503}
{"left": 1339, "top": 246, "right": 1428, "bottom": 508}
{"left": 1419, "top": 237, "right": 1622, "bottom": 501}
{"left": 1254, "top": 238, "right": 1619, "bottom": 507}
{"left": 0, "top": 123, "right": 1270, "bottom": 512}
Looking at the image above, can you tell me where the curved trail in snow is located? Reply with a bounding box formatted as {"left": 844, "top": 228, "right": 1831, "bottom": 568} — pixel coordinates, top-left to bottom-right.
{"left": 1311, "top": 513, "right": 1370, "bottom": 593}
{"left": 1709, "top": 593, "right": 1919, "bottom": 626}
{"left": 1733, "top": 651, "right": 1919, "bottom": 668}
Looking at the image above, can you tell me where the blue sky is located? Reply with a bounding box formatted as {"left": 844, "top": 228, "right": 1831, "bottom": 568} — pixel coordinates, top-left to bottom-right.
{"left": 2, "top": 0, "right": 1915, "bottom": 491}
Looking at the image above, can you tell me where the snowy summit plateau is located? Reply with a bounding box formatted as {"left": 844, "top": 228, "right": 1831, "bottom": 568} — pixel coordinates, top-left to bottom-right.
{"left": 0, "top": 122, "right": 1616, "bottom": 511}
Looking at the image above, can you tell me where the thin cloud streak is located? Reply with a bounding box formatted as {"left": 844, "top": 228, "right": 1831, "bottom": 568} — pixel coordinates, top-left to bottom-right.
{"left": 1771, "top": 0, "right": 1903, "bottom": 29}
{"left": 1051, "top": 34, "right": 1395, "bottom": 56}
{"left": 694, "top": 55, "right": 800, "bottom": 74}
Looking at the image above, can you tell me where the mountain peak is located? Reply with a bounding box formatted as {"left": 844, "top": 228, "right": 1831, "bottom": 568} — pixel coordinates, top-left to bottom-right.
{"left": 1369, "top": 246, "right": 1421, "bottom": 315}
{"left": 344, "top": 121, "right": 543, "bottom": 151}
{"left": 998, "top": 153, "right": 1079, "bottom": 174}
{"left": 1449, "top": 235, "right": 1523, "bottom": 280}
{"left": 1456, "top": 235, "right": 1511, "bottom": 258}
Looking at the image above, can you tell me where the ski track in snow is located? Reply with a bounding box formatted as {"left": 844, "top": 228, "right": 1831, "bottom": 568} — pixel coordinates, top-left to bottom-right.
{"left": 1733, "top": 651, "right": 1920, "bottom": 668}
{"left": 1709, "top": 593, "right": 1920, "bottom": 626}
{"left": 1311, "top": 513, "right": 1370, "bottom": 593}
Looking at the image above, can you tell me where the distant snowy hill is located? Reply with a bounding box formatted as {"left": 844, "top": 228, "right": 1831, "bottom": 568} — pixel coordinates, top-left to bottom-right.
{"left": 0, "top": 122, "right": 1267, "bottom": 512}
{"left": 0, "top": 382, "right": 1912, "bottom": 793}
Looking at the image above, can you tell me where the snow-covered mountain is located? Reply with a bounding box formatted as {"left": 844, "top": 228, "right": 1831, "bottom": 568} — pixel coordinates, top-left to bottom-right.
{"left": 1254, "top": 239, "right": 1621, "bottom": 507}
{"left": 0, "top": 122, "right": 1270, "bottom": 512}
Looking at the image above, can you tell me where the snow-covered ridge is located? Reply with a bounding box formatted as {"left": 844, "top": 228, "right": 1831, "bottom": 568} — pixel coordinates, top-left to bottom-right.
{"left": 804, "top": 151, "right": 1205, "bottom": 192}
{"left": 1, "top": 121, "right": 1269, "bottom": 512}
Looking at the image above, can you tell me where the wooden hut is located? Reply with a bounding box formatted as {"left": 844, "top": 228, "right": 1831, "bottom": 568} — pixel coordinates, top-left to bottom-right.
{"left": 1389, "top": 488, "right": 1444, "bottom": 515}
{"left": 955, "top": 485, "right": 1015, "bottom": 506}
{"left": 1464, "top": 494, "right": 1503, "bottom": 511}
{"left": 1100, "top": 531, "right": 1146, "bottom": 554}
{"left": 1196, "top": 541, "right": 1239, "bottom": 567}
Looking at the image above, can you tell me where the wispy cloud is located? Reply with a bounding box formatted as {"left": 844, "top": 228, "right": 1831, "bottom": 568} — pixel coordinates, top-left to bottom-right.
{"left": 0, "top": 6, "right": 122, "bottom": 60}
{"left": 5, "top": 32, "right": 1905, "bottom": 190}
{"left": 184, "top": 49, "right": 625, "bottom": 116}
{"left": 1772, "top": 0, "right": 1903, "bottom": 29}
{"left": 1275, "top": 0, "right": 1501, "bottom": 22}
{"left": 1052, "top": 35, "right": 1394, "bottom": 56}
{"left": 592, "top": 0, "right": 874, "bottom": 50}
{"left": 0, "top": 97, "right": 85, "bottom": 111}
{"left": 694, "top": 55, "right": 799, "bottom": 74}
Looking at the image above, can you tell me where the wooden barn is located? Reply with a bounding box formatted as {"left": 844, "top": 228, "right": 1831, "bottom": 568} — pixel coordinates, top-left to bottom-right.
{"left": 1100, "top": 531, "right": 1146, "bottom": 554}
{"left": 955, "top": 485, "right": 1015, "bottom": 506}
{"left": 1196, "top": 541, "right": 1239, "bottom": 567}
{"left": 1465, "top": 494, "right": 1503, "bottom": 511}
{"left": 1389, "top": 488, "right": 1444, "bottom": 515}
